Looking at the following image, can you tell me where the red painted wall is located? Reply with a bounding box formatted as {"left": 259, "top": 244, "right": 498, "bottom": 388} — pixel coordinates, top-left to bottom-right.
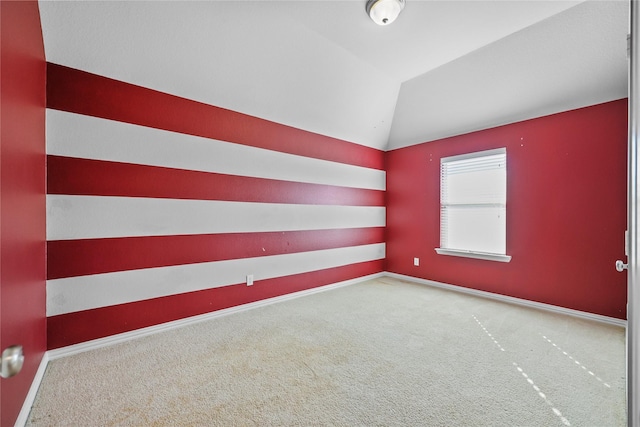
{"left": 46, "top": 65, "right": 385, "bottom": 349}
{"left": 46, "top": 64, "right": 383, "bottom": 171}
{"left": 0, "top": 1, "right": 47, "bottom": 425}
{"left": 386, "top": 99, "right": 628, "bottom": 319}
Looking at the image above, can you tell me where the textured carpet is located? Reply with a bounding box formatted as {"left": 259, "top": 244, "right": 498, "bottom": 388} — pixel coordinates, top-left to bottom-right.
{"left": 27, "top": 277, "right": 626, "bottom": 426}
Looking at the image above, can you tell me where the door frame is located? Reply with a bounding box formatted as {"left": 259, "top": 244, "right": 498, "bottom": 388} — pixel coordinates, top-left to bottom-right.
{"left": 629, "top": 1, "right": 639, "bottom": 426}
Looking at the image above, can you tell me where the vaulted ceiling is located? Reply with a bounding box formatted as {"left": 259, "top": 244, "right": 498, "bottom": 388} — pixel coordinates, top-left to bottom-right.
{"left": 38, "top": 0, "right": 629, "bottom": 151}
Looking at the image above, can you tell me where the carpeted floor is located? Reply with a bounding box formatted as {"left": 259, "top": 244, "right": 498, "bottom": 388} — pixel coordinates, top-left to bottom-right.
{"left": 27, "top": 277, "right": 626, "bottom": 426}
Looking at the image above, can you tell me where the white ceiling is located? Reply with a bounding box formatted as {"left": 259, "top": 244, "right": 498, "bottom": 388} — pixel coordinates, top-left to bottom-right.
{"left": 38, "top": 0, "right": 629, "bottom": 151}
{"left": 389, "top": 0, "right": 629, "bottom": 149}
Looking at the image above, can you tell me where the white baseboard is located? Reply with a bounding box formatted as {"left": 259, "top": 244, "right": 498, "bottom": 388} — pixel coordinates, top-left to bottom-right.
{"left": 46, "top": 270, "right": 626, "bottom": 361}
{"left": 18, "top": 272, "right": 382, "bottom": 425}
{"left": 17, "top": 270, "right": 624, "bottom": 425}
{"left": 48, "top": 272, "right": 384, "bottom": 361}
{"left": 384, "top": 272, "right": 627, "bottom": 328}
{"left": 15, "top": 351, "right": 50, "bottom": 427}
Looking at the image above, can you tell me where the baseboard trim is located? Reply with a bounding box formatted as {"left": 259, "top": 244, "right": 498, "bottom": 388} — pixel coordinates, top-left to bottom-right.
{"left": 384, "top": 272, "right": 627, "bottom": 328}
{"left": 18, "top": 270, "right": 624, "bottom": 425}
{"left": 47, "top": 272, "right": 384, "bottom": 361}
{"left": 15, "top": 351, "right": 50, "bottom": 427}
{"left": 46, "top": 270, "right": 625, "bottom": 361}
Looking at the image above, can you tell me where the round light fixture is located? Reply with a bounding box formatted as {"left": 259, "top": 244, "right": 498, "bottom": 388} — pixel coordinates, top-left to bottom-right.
{"left": 366, "top": 0, "right": 405, "bottom": 26}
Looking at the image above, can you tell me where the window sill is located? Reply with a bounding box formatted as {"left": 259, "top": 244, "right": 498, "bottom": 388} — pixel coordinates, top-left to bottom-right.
{"left": 435, "top": 248, "right": 512, "bottom": 263}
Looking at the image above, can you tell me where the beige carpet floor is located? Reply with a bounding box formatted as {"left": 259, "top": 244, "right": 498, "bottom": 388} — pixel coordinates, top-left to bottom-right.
{"left": 27, "top": 277, "right": 626, "bottom": 426}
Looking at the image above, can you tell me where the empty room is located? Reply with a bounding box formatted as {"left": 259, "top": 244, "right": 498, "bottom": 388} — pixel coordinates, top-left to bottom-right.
{"left": 1, "top": 0, "right": 637, "bottom": 425}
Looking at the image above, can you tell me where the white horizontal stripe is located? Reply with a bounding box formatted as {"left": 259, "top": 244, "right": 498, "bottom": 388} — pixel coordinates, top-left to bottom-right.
{"left": 46, "top": 243, "right": 385, "bottom": 316}
{"left": 47, "top": 195, "right": 386, "bottom": 240}
{"left": 46, "top": 109, "right": 385, "bottom": 191}
{"left": 47, "top": 273, "right": 385, "bottom": 359}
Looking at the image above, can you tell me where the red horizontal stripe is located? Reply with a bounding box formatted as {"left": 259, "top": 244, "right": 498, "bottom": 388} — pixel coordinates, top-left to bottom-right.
{"left": 47, "top": 155, "right": 384, "bottom": 206}
{"left": 46, "top": 63, "right": 384, "bottom": 171}
{"left": 47, "top": 260, "right": 384, "bottom": 349}
{"left": 47, "top": 227, "right": 385, "bottom": 279}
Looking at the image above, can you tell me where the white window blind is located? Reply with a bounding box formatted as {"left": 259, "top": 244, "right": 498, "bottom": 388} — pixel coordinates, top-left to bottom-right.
{"left": 438, "top": 148, "right": 508, "bottom": 260}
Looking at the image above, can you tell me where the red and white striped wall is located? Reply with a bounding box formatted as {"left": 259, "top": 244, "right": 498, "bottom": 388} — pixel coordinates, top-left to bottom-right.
{"left": 46, "top": 64, "right": 386, "bottom": 349}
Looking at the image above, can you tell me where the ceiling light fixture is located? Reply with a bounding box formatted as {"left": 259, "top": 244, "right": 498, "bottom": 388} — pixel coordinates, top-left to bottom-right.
{"left": 366, "top": 0, "right": 405, "bottom": 26}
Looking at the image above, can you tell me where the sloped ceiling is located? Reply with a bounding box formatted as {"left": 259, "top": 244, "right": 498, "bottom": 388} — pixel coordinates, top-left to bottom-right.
{"left": 389, "top": 0, "right": 629, "bottom": 149}
{"left": 38, "top": 0, "right": 628, "bottom": 151}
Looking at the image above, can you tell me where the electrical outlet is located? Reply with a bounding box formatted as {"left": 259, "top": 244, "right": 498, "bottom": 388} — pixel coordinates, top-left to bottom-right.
{"left": 413, "top": 257, "right": 420, "bottom": 266}
{"left": 246, "top": 274, "right": 254, "bottom": 286}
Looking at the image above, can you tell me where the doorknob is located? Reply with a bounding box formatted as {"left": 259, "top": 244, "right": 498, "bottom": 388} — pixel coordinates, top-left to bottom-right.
{"left": 616, "top": 260, "right": 628, "bottom": 272}
{"left": 1, "top": 345, "right": 24, "bottom": 378}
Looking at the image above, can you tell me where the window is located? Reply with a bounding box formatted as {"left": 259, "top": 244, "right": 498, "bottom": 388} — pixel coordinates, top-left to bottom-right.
{"left": 435, "top": 148, "right": 511, "bottom": 262}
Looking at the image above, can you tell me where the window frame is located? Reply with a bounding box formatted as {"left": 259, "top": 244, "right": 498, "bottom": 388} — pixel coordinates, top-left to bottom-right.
{"left": 435, "top": 147, "right": 511, "bottom": 263}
